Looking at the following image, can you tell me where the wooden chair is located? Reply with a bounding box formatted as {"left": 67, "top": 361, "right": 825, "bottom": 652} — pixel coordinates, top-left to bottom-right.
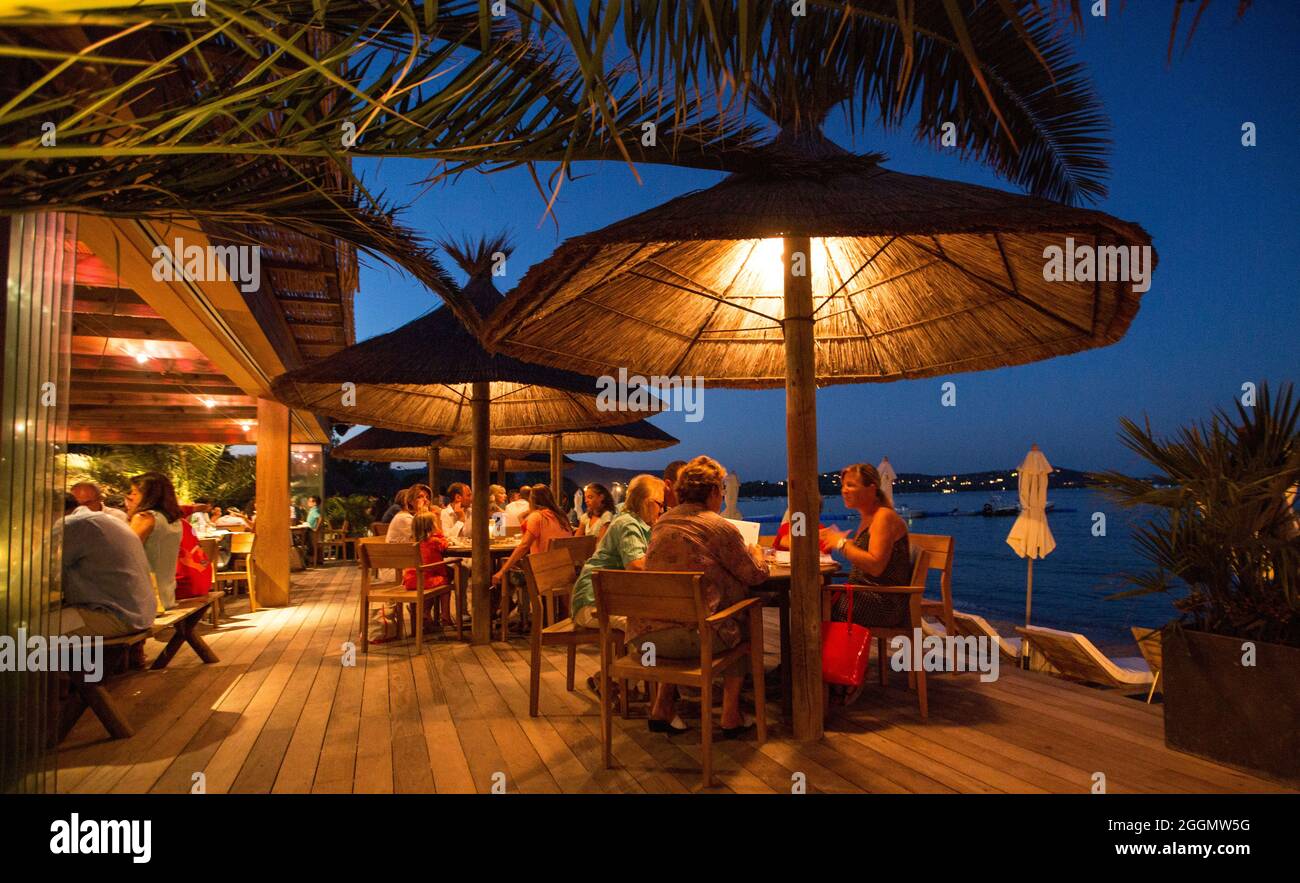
{"left": 317, "top": 519, "right": 350, "bottom": 565}
{"left": 1131, "top": 626, "right": 1163, "bottom": 703}
{"left": 369, "top": 521, "right": 390, "bottom": 537}
{"left": 550, "top": 534, "right": 598, "bottom": 572}
{"left": 909, "top": 533, "right": 956, "bottom": 634}
{"left": 358, "top": 539, "right": 462, "bottom": 651}
{"left": 196, "top": 537, "right": 222, "bottom": 626}
{"left": 823, "top": 550, "right": 932, "bottom": 718}
{"left": 215, "top": 531, "right": 256, "bottom": 611}
{"left": 1015, "top": 625, "right": 1153, "bottom": 691}
{"left": 520, "top": 549, "right": 627, "bottom": 717}
{"left": 593, "top": 569, "right": 767, "bottom": 788}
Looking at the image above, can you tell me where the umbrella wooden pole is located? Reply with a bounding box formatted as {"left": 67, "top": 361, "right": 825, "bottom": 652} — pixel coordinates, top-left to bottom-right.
{"left": 1022, "top": 557, "right": 1034, "bottom": 670}
{"left": 783, "top": 234, "right": 824, "bottom": 742}
{"left": 427, "top": 445, "right": 440, "bottom": 496}
{"left": 549, "top": 434, "right": 563, "bottom": 501}
{"left": 470, "top": 382, "right": 491, "bottom": 644}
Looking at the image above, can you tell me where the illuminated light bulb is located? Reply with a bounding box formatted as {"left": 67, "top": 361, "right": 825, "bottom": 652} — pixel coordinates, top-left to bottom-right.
{"left": 202, "top": 398, "right": 216, "bottom": 409}
{"left": 134, "top": 352, "right": 149, "bottom": 364}
{"left": 239, "top": 422, "right": 252, "bottom": 432}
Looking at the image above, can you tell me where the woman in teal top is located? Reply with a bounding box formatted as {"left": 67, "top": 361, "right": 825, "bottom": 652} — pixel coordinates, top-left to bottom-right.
{"left": 570, "top": 474, "right": 665, "bottom": 630}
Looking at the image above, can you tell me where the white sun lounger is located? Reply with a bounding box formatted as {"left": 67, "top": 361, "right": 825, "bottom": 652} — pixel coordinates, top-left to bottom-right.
{"left": 952, "top": 611, "right": 1022, "bottom": 661}
{"left": 1015, "top": 625, "right": 1154, "bottom": 690}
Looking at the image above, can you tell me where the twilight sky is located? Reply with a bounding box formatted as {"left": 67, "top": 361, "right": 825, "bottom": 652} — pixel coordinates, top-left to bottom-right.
{"left": 347, "top": 3, "right": 1299, "bottom": 481}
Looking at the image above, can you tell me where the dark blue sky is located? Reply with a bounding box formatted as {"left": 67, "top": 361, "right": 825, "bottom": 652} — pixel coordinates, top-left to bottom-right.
{"left": 350, "top": 3, "right": 1299, "bottom": 481}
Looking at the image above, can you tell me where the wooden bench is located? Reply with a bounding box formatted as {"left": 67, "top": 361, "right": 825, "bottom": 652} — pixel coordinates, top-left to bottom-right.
{"left": 54, "top": 594, "right": 220, "bottom": 744}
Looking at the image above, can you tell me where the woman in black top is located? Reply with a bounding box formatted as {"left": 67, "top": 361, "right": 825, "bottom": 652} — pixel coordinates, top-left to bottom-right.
{"left": 820, "top": 462, "right": 912, "bottom": 629}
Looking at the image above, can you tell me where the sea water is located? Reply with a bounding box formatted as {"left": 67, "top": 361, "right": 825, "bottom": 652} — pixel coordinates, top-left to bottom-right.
{"left": 737, "top": 487, "right": 1177, "bottom": 653}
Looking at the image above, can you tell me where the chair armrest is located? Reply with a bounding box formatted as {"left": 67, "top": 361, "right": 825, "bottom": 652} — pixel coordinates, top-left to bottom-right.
{"left": 704, "top": 596, "right": 762, "bottom": 625}
{"left": 417, "top": 559, "right": 462, "bottom": 572}
{"left": 825, "top": 581, "right": 925, "bottom": 595}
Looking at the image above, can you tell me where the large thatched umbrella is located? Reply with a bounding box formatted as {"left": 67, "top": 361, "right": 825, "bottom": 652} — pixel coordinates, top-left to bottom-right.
{"left": 449, "top": 420, "right": 679, "bottom": 498}
{"left": 273, "top": 234, "right": 646, "bottom": 643}
{"left": 484, "top": 129, "right": 1155, "bottom": 739}
{"left": 331, "top": 427, "right": 574, "bottom": 490}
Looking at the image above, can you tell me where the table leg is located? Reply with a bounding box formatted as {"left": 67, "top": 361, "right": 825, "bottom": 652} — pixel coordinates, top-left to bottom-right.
{"left": 779, "top": 592, "right": 793, "bottom": 723}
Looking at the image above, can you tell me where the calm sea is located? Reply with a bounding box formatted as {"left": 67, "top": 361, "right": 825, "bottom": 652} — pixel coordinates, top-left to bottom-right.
{"left": 736, "top": 487, "right": 1178, "bottom": 653}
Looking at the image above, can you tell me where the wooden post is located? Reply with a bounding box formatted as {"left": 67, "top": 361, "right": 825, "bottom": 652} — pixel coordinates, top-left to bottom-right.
{"left": 427, "top": 445, "right": 439, "bottom": 498}
{"left": 549, "top": 434, "right": 564, "bottom": 502}
{"left": 782, "top": 234, "right": 823, "bottom": 741}
{"left": 254, "top": 397, "right": 292, "bottom": 606}
{"left": 470, "top": 382, "right": 491, "bottom": 644}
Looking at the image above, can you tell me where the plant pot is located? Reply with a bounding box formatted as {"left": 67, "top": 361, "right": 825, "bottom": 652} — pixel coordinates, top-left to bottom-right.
{"left": 1162, "top": 628, "right": 1300, "bottom": 784}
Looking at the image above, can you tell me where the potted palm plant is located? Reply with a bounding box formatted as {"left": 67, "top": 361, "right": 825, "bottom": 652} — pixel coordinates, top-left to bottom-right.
{"left": 1099, "top": 383, "right": 1299, "bottom": 782}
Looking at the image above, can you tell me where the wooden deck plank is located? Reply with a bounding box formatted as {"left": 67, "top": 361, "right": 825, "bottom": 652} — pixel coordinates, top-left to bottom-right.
{"left": 56, "top": 566, "right": 1296, "bottom": 796}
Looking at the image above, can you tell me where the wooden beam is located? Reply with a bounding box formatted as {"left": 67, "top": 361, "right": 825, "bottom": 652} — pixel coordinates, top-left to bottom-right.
{"left": 470, "top": 382, "right": 491, "bottom": 645}
{"left": 783, "top": 234, "right": 824, "bottom": 742}
{"left": 253, "top": 397, "right": 291, "bottom": 607}
{"left": 69, "top": 389, "right": 256, "bottom": 408}
{"left": 72, "top": 374, "right": 246, "bottom": 395}
{"left": 67, "top": 426, "right": 256, "bottom": 445}
{"left": 70, "top": 354, "right": 224, "bottom": 375}
{"left": 72, "top": 313, "right": 186, "bottom": 342}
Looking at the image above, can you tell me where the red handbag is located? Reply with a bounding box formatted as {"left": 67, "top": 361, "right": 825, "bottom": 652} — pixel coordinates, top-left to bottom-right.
{"left": 822, "top": 586, "right": 872, "bottom": 686}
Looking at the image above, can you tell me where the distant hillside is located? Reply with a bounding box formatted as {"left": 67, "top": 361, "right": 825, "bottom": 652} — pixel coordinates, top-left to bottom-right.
{"left": 739, "top": 467, "right": 1099, "bottom": 499}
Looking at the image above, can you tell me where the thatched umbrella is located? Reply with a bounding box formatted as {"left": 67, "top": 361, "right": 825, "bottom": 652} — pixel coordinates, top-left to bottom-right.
{"left": 273, "top": 234, "right": 646, "bottom": 643}
{"left": 484, "top": 129, "right": 1155, "bottom": 739}
{"left": 450, "top": 420, "right": 679, "bottom": 497}
{"left": 330, "top": 427, "right": 574, "bottom": 491}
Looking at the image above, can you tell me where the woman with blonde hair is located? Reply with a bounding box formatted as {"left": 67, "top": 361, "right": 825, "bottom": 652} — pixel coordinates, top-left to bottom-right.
{"left": 634, "top": 455, "right": 769, "bottom": 737}
{"left": 570, "top": 474, "right": 665, "bottom": 632}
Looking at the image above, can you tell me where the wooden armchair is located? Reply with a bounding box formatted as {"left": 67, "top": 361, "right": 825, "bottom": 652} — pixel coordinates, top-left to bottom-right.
{"left": 317, "top": 519, "right": 350, "bottom": 565}
{"left": 593, "top": 569, "right": 767, "bottom": 787}
{"left": 909, "top": 533, "right": 956, "bottom": 634}
{"left": 358, "top": 539, "right": 463, "bottom": 651}
{"left": 520, "top": 549, "right": 627, "bottom": 717}
{"left": 215, "top": 531, "right": 256, "bottom": 612}
{"left": 822, "top": 550, "right": 932, "bottom": 718}
{"left": 551, "top": 534, "right": 598, "bottom": 571}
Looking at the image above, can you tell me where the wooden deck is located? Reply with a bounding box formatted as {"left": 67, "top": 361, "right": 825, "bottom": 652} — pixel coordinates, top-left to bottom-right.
{"left": 56, "top": 565, "right": 1295, "bottom": 794}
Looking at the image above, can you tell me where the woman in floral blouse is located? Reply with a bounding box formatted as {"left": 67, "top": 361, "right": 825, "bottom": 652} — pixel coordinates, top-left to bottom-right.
{"left": 631, "top": 455, "right": 769, "bottom": 737}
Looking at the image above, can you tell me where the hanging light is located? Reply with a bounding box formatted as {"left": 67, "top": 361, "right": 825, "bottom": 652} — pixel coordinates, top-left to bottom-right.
{"left": 134, "top": 352, "right": 149, "bottom": 364}
{"left": 202, "top": 397, "right": 216, "bottom": 409}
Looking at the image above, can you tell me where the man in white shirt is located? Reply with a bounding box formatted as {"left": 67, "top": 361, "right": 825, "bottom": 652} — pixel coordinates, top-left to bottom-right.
{"left": 504, "top": 485, "right": 531, "bottom": 526}
{"left": 441, "top": 483, "right": 472, "bottom": 539}
{"left": 61, "top": 493, "right": 157, "bottom": 638}
{"left": 70, "top": 481, "right": 129, "bottom": 522}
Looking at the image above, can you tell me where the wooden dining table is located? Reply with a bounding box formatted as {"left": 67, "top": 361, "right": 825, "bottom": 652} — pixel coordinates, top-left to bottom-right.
{"left": 752, "top": 557, "right": 841, "bottom": 722}
{"left": 443, "top": 538, "right": 522, "bottom": 639}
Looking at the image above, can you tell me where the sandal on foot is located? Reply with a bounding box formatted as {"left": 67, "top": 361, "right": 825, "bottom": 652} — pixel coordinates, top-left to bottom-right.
{"left": 648, "top": 716, "right": 689, "bottom": 734}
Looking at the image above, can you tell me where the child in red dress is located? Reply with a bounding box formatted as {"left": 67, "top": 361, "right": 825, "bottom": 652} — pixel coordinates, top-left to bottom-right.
{"left": 403, "top": 512, "right": 452, "bottom": 629}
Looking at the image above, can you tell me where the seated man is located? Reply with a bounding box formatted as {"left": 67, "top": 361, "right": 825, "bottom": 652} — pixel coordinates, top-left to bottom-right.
{"left": 61, "top": 492, "right": 157, "bottom": 640}
{"left": 69, "top": 481, "right": 129, "bottom": 522}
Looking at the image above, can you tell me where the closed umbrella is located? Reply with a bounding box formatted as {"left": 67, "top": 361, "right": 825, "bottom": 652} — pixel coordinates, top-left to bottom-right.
{"left": 877, "top": 457, "right": 897, "bottom": 507}
{"left": 1007, "top": 444, "right": 1056, "bottom": 666}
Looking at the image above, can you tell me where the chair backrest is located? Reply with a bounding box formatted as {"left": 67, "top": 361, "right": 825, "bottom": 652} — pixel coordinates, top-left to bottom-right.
{"left": 593, "top": 569, "right": 706, "bottom": 627}
{"left": 520, "top": 549, "right": 578, "bottom": 620}
{"left": 229, "top": 531, "right": 255, "bottom": 556}
{"left": 370, "top": 521, "right": 389, "bottom": 537}
{"left": 909, "top": 533, "right": 953, "bottom": 585}
{"left": 550, "top": 534, "right": 598, "bottom": 569}
{"left": 359, "top": 538, "right": 421, "bottom": 571}
{"left": 1131, "top": 626, "right": 1163, "bottom": 671}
